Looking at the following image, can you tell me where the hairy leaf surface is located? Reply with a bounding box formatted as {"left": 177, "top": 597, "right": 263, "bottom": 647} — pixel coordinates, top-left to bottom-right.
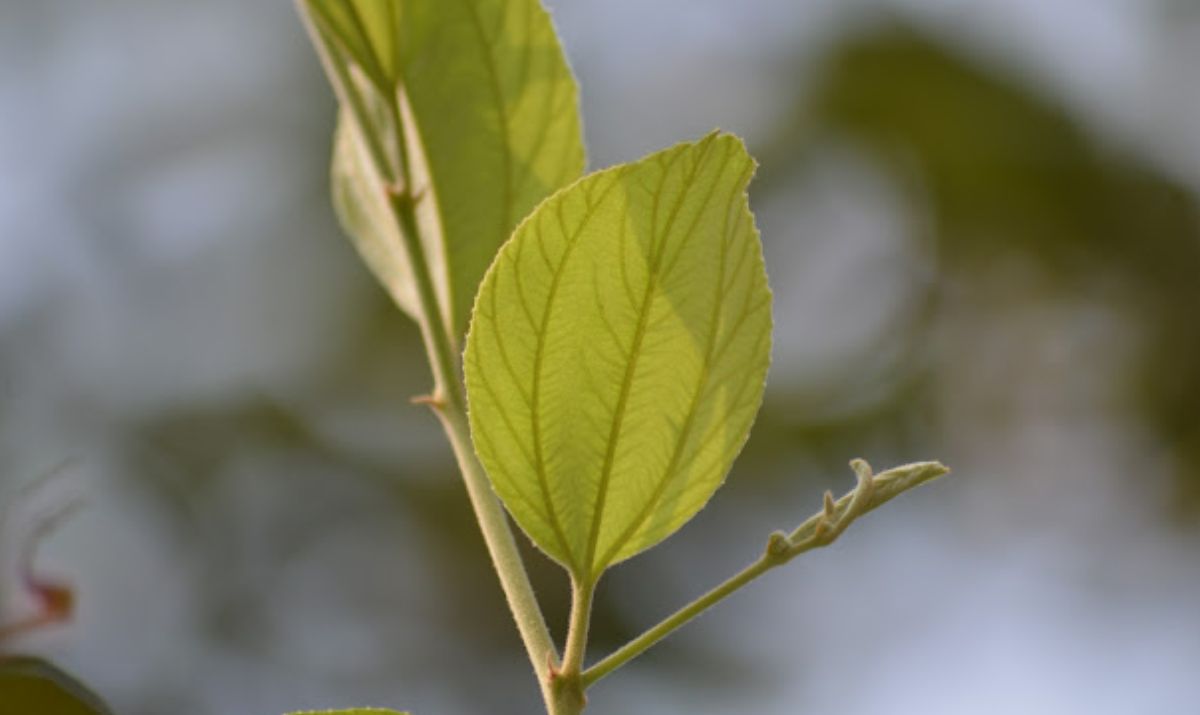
{"left": 302, "top": 0, "right": 585, "bottom": 337}
{"left": 466, "top": 133, "right": 772, "bottom": 580}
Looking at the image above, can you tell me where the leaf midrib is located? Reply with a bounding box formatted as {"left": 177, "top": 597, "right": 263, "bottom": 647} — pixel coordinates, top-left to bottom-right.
{"left": 593, "top": 154, "right": 751, "bottom": 571}
{"left": 528, "top": 176, "right": 625, "bottom": 572}
{"left": 581, "top": 138, "right": 720, "bottom": 579}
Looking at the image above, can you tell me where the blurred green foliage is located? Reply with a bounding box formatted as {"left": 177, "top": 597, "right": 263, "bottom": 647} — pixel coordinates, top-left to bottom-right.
{"left": 6, "top": 16, "right": 1197, "bottom": 715}
{"left": 757, "top": 24, "right": 1200, "bottom": 512}
{"left": 0, "top": 657, "right": 113, "bottom": 715}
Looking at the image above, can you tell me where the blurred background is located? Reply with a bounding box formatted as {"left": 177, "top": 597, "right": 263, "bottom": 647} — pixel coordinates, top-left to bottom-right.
{"left": 2, "top": 0, "right": 1199, "bottom": 713}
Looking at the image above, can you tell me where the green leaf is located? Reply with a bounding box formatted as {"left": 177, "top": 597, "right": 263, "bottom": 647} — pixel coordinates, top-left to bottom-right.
{"left": 331, "top": 106, "right": 425, "bottom": 321}
{"left": 465, "top": 132, "right": 772, "bottom": 580}
{"left": 301, "top": 0, "right": 585, "bottom": 337}
{"left": 0, "top": 657, "right": 114, "bottom": 715}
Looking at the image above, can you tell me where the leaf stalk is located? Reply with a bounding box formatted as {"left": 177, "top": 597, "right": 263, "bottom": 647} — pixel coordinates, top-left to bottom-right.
{"left": 581, "top": 460, "right": 949, "bottom": 687}
{"left": 550, "top": 576, "right": 594, "bottom": 715}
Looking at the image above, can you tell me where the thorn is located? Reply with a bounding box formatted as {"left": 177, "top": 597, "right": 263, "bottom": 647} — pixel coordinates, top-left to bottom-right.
{"left": 410, "top": 390, "right": 446, "bottom": 410}
{"left": 822, "top": 490, "right": 836, "bottom": 519}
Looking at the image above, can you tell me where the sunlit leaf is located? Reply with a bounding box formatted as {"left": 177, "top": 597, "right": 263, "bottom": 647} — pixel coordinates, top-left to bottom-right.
{"left": 0, "top": 657, "right": 113, "bottom": 715}
{"left": 465, "top": 132, "right": 772, "bottom": 580}
{"left": 301, "top": 0, "right": 585, "bottom": 337}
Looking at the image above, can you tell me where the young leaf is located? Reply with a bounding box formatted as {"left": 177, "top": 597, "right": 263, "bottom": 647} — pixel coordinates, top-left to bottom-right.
{"left": 301, "top": 0, "right": 585, "bottom": 337}
{"left": 465, "top": 132, "right": 772, "bottom": 581}
{"left": 331, "top": 107, "right": 424, "bottom": 321}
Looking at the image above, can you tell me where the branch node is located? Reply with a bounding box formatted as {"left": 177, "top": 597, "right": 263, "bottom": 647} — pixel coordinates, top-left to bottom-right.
{"left": 765, "top": 530, "right": 792, "bottom": 561}
{"left": 386, "top": 181, "right": 426, "bottom": 208}
{"left": 411, "top": 390, "right": 447, "bottom": 411}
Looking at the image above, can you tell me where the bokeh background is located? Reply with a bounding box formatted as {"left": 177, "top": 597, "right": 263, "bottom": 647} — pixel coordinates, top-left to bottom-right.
{"left": 3, "top": 1, "right": 1200, "bottom": 713}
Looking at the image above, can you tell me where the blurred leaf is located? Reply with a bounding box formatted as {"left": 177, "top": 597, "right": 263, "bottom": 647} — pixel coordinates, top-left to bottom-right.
{"left": 465, "top": 132, "right": 772, "bottom": 580}
{"left": 799, "top": 26, "right": 1200, "bottom": 509}
{"left": 0, "top": 657, "right": 114, "bottom": 715}
{"left": 301, "top": 0, "right": 585, "bottom": 337}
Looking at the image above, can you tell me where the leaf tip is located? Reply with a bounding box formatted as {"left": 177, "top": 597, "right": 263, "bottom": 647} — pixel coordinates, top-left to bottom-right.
{"left": 873, "top": 460, "right": 951, "bottom": 493}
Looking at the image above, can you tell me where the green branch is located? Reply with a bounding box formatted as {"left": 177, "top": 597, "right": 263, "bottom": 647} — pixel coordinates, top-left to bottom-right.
{"left": 296, "top": 0, "right": 559, "bottom": 702}
{"left": 549, "top": 576, "right": 594, "bottom": 715}
{"left": 581, "top": 460, "right": 949, "bottom": 688}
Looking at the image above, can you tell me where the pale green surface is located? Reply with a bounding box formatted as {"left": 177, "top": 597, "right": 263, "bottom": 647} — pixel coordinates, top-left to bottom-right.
{"left": 306, "top": 0, "right": 585, "bottom": 337}
{"left": 466, "top": 132, "right": 773, "bottom": 580}
{"left": 332, "top": 107, "right": 423, "bottom": 320}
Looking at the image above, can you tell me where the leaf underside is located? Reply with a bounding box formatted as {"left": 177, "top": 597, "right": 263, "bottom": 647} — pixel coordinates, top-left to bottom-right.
{"left": 308, "top": 0, "right": 585, "bottom": 337}
{"left": 466, "top": 132, "right": 773, "bottom": 580}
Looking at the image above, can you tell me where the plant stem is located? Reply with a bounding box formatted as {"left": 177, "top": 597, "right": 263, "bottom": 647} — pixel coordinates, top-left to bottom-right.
{"left": 298, "top": 2, "right": 561, "bottom": 707}
{"left": 435, "top": 397, "right": 561, "bottom": 695}
{"left": 386, "top": 106, "right": 564, "bottom": 715}
{"left": 384, "top": 93, "right": 563, "bottom": 715}
{"left": 581, "top": 460, "right": 949, "bottom": 687}
{"left": 561, "top": 577, "right": 594, "bottom": 676}
{"left": 548, "top": 576, "right": 594, "bottom": 715}
{"left": 582, "top": 554, "right": 772, "bottom": 688}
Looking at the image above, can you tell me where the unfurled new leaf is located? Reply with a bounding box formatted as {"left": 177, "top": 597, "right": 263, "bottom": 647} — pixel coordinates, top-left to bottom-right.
{"left": 466, "top": 132, "right": 772, "bottom": 581}
{"left": 301, "top": 0, "right": 585, "bottom": 337}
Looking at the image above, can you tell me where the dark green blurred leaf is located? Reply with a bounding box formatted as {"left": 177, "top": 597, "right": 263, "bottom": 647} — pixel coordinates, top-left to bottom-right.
{"left": 0, "top": 657, "right": 114, "bottom": 715}
{"left": 770, "top": 25, "right": 1200, "bottom": 513}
